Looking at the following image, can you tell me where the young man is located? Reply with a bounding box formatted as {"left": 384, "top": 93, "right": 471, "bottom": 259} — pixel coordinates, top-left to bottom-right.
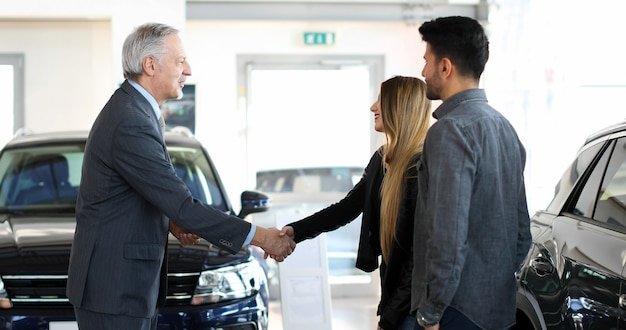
{"left": 411, "top": 16, "right": 532, "bottom": 330}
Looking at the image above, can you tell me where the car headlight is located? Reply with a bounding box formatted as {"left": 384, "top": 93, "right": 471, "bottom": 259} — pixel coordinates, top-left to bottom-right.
{"left": 0, "top": 277, "right": 12, "bottom": 309}
{"left": 191, "top": 258, "right": 265, "bottom": 305}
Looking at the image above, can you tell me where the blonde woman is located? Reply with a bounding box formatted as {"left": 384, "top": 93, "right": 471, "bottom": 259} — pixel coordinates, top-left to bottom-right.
{"left": 280, "top": 76, "right": 431, "bottom": 330}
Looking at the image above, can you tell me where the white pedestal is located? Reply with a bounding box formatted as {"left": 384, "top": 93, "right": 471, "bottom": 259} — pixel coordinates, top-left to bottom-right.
{"left": 276, "top": 213, "right": 333, "bottom": 330}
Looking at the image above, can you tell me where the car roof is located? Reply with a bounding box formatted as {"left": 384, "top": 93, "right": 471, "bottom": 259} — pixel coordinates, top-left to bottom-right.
{"left": 585, "top": 120, "right": 626, "bottom": 144}
{"left": 2, "top": 128, "right": 202, "bottom": 150}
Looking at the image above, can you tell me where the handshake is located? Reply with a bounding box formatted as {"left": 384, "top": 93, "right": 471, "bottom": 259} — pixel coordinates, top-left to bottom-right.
{"left": 169, "top": 221, "right": 297, "bottom": 261}
{"left": 253, "top": 226, "right": 296, "bottom": 262}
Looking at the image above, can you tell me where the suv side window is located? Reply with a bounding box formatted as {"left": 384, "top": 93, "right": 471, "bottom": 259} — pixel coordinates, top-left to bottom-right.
{"left": 573, "top": 137, "right": 626, "bottom": 229}
{"left": 594, "top": 138, "right": 626, "bottom": 228}
{"left": 571, "top": 141, "right": 613, "bottom": 218}
{"left": 548, "top": 141, "right": 604, "bottom": 213}
{"left": 168, "top": 146, "right": 226, "bottom": 211}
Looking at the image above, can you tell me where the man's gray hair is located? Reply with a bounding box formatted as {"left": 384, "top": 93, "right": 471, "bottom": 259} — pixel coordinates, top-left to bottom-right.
{"left": 122, "top": 22, "right": 179, "bottom": 80}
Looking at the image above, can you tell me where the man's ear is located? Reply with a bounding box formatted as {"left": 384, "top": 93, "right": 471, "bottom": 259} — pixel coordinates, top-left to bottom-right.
{"left": 439, "top": 57, "right": 453, "bottom": 79}
{"left": 142, "top": 55, "right": 157, "bottom": 76}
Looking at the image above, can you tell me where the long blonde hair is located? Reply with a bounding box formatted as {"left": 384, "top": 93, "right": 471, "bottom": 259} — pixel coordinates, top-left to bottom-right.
{"left": 379, "top": 76, "right": 431, "bottom": 262}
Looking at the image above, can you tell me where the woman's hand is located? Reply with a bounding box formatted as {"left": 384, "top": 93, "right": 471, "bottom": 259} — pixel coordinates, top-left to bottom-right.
{"left": 264, "top": 226, "right": 296, "bottom": 259}
{"left": 169, "top": 221, "right": 200, "bottom": 246}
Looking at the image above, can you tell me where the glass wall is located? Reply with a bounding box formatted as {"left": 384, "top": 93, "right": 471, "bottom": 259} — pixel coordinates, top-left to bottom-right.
{"left": 0, "top": 65, "right": 13, "bottom": 148}
{"left": 486, "top": 0, "right": 626, "bottom": 213}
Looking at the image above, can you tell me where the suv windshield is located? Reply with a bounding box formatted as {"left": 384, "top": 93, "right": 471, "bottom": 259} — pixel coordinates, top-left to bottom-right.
{"left": 0, "top": 145, "right": 83, "bottom": 209}
{"left": 256, "top": 167, "right": 363, "bottom": 194}
{"left": 0, "top": 143, "right": 225, "bottom": 211}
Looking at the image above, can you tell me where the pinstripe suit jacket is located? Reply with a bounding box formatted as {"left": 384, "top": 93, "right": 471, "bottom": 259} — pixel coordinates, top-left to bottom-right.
{"left": 66, "top": 80, "right": 251, "bottom": 318}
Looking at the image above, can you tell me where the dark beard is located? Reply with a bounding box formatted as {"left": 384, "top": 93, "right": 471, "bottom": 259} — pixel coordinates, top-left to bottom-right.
{"left": 426, "top": 85, "right": 441, "bottom": 101}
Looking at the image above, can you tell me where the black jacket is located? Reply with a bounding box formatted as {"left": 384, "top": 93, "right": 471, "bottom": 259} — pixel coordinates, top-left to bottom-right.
{"left": 288, "top": 148, "right": 420, "bottom": 329}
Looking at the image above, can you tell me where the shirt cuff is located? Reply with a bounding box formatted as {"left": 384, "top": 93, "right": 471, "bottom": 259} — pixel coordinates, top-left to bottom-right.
{"left": 417, "top": 301, "right": 444, "bottom": 327}
{"left": 243, "top": 224, "right": 256, "bottom": 246}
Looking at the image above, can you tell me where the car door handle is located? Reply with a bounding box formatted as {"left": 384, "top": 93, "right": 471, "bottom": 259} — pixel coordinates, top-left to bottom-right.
{"left": 619, "top": 294, "right": 626, "bottom": 309}
{"left": 529, "top": 257, "right": 554, "bottom": 276}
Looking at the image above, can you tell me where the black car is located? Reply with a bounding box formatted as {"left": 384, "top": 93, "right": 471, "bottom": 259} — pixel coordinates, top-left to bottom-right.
{"left": 515, "top": 121, "right": 626, "bottom": 329}
{"left": 0, "top": 129, "right": 272, "bottom": 330}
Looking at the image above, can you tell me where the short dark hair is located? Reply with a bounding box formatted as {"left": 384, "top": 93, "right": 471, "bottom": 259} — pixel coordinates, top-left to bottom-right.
{"left": 418, "top": 16, "right": 489, "bottom": 80}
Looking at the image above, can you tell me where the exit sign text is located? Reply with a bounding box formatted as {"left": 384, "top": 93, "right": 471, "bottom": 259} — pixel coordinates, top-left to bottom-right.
{"left": 303, "top": 32, "right": 335, "bottom": 45}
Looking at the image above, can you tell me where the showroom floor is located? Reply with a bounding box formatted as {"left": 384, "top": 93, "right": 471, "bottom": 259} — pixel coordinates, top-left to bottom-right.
{"left": 268, "top": 295, "right": 379, "bottom": 330}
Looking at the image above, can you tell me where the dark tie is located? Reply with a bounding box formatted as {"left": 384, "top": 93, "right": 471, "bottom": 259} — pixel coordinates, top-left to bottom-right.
{"left": 158, "top": 115, "right": 166, "bottom": 136}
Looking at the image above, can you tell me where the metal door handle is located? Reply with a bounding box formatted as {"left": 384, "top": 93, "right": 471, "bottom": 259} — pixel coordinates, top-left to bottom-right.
{"left": 619, "top": 294, "right": 626, "bottom": 309}
{"left": 529, "top": 257, "right": 554, "bottom": 276}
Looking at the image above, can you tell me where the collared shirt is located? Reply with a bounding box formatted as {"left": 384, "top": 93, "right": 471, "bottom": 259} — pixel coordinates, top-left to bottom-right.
{"left": 127, "top": 79, "right": 255, "bottom": 245}
{"left": 411, "top": 89, "right": 531, "bottom": 329}
{"left": 128, "top": 79, "right": 161, "bottom": 119}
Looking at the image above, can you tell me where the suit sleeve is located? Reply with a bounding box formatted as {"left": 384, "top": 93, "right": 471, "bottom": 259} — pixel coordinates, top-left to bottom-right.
{"left": 111, "top": 119, "right": 251, "bottom": 254}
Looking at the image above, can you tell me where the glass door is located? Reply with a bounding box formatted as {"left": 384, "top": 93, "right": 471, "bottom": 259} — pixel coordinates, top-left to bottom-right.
{"left": 0, "top": 54, "right": 24, "bottom": 148}
{"left": 238, "top": 54, "right": 384, "bottom": 300}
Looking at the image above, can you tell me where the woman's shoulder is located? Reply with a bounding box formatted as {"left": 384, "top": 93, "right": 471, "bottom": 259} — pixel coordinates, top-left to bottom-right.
{"left": 367, "top": 146, "right": 384, "bottom": 164}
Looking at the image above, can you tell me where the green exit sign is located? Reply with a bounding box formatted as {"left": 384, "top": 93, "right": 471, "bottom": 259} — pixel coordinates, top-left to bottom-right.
{"left": 303, "top": 32, "right": 335, "bottom": 45}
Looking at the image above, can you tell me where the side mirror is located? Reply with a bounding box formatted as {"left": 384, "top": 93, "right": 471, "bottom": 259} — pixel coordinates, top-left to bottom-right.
{"left": 238, "top": 190, "right": 271, "bottom": 219}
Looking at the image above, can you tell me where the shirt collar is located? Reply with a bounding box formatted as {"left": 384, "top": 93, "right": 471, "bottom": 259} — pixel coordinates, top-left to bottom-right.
{"left": 128, "top": 79, "right": 162, "bottom": 119}
{"left": 433, "top": 88, "right": 487, "bottom": 120}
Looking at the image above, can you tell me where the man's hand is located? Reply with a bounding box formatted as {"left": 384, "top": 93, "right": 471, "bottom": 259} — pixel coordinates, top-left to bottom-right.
{"left": 264, "top": 226, "right": 296, "bottom": 259}
{"left": 169, "top": 221, "right": 200, "bottom": 246}
{"left": 252, "top": 226, "right": 296, "bottom": 262}
{"left": 279, "top": 225, "right": 295, "bottom": 240}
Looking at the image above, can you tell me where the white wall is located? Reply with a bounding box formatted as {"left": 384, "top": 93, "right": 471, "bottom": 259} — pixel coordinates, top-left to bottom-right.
{"left": 3, "top": 0, "right": 626, "bottom": 216}
{"left": 185, "top": 20, "right": 426, "bottom": 200}
{"left": 0, "top": 21, "right": 113, "bottom": 132}
{"left": 0, "top": 0, "right": 186, "bottom": 131}
{"left": 484, "top": 0, "right": 626, "bottom": 213}
{"left": 0, "top": 11, "right": 426, "bottom": 210}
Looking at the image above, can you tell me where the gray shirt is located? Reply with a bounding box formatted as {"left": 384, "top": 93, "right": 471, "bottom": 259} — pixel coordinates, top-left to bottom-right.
{"left": 411, "top": 89, "right": 532, "bottom": 329}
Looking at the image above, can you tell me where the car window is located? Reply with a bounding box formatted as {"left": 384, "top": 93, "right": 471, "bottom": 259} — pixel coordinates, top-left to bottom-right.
{"left": 168, "top": 146, "right": 225, "bottom": 210}
{"left": 0, "top": 143, "right": 226, "bottom": 212}
{"left": 256, "top": 167, "right": 363, "bottom": 193}
{"left": 0, "top": 145, "right": 83, "bottom": 208}
{"left": 571, "top": 137, "right": 626, "bottom": 229}
{"left": 547, "top": 141, "right": 605, "bottom": 214}
{"left": 571, "top": 141, "right": 612, "bottom": 218}
{"left": 594, "top": 138, "right": 626, "bottom": 228}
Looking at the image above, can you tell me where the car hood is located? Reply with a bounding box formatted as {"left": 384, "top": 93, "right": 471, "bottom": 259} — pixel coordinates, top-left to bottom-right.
{"left": 0, "top": 212, "right": 248, "bottom": 275}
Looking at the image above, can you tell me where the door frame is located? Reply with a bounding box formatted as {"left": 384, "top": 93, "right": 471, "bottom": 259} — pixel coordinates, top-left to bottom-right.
{"left": 0, "top": 54, "right": 25, "bottom": 132}
{"left": 236, "top": 54, "right": 385, "bottom": 156}
{"left": 236, "top": 54, "right": 385, "bottom": 299}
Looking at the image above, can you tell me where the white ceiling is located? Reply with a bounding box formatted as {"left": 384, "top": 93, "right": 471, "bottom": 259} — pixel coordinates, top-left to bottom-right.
{"left": 186, "top": 0, "right": 486, "bottom": 22}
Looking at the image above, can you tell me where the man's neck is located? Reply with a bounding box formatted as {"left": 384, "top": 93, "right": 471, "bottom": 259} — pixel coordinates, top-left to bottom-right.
{"left": 441, "top": 77, "right": 479, "bottom": 102}
{"left": 133, "top": 76, "right": 163, "bottom": 105}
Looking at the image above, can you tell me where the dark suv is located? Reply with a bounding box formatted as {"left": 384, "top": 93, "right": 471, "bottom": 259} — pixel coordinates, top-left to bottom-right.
{"left": 0, "top": 129, "right": 272, "bottom": 330}
{"left": 515, "top": 121, "right": 626, "bottom": 329}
